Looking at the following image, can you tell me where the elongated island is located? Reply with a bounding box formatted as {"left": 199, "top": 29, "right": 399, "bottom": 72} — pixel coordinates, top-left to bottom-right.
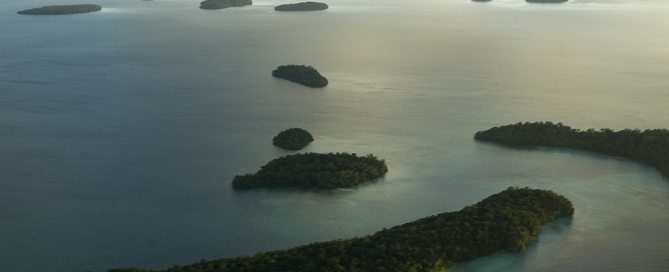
{"left": 273, "top": 128, "right": 314, "bottom": 150}
{"left": 109, "top": 187, "right": 574, "bottom": 272}
{"left": 275, "top": 2, "right": 329, "bottom": 11}
{"left": 272, "top": 65, "right": 328, "bottom": 88}
{"left": 200, "top": 0, "right": 252, "bottom": 10}
{"left": 475, "top": 122, "right": 669, "bottom": 176}
{"left": 17, "top": 4, "right": 101, "bottom": 15}
{"left": 233, "top": 153, "right": 387, "bottom": 189}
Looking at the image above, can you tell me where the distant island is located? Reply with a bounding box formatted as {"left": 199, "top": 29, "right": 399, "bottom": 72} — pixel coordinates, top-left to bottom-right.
{"left": 475, "top": 122, "right": 669, "bottom": 176}
{"left": 272, "top": 65, "right": 328, "bottom": 88}
{"left": 273, "top": 128, "right": 314, "bottom": 151}
{"left": 108, "top": 187, "right": 574, "bottom": 272}
{"left": 17, "top": 4, "right": 101, "bottom": 15}
{"left": 232, "top": 153, "right": 387, "bottom": 189}
{"left": 275, "top": 2, "right": 329, "bottom": 11}
{"left": 472, "top": 0, "right": 492, "bottom": 2}
{"left": 526, "top": 0, "right": 568, "bottom": 3}
{"left": 200, "top": 0, "right": 252, "bottom": 10}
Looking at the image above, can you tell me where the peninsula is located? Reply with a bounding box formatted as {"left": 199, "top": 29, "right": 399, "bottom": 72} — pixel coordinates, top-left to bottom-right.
{"left": 475, "top": 122, "right": 669, "bottom": 176}
{"left": 108, "top": 187, "right": 574, "bottom": 272}
{"left": 275, "top": 2, "right": 329, "bottom": 11}
{"left": 17, "top": 4, "right": 101, "bottom": 15}
{"left": 232, "top": 153, "right": 387, "bottom": 189}
{"left": 273, "top": 128, "right": 314, "bottom": 150}
{"left": 272, "top": 65, "right": 328, "bottom": 88}
{"left": 200, "top": 0, "right": 252, "bottom": 10}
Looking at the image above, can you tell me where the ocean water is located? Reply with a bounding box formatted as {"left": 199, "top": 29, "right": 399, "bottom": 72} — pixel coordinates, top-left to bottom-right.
{"left": 1, "top": 0, "right": 668, "bottom": 271}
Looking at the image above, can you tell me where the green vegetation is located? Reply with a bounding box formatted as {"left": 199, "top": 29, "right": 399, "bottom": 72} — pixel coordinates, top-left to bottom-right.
{"left": 200, "top": 0, "right": 252, "bottom": 10}
{"left": 526, "top": 0, "right": 568, "bottom": 3}
{"left": 275, "top": 2, "right": 329, "bottom": 11}
{"left": 232, "top": 153, "right": 387, "bottom": 189}
{"left": 108, "top": 187, "right": 574, "bottom": 272}
{"left": 273, "top": 128, "right": 314, "bottom": 150}
{"left": 17, "top": 4, "right": 101, "bottom": 15}
{"left": 472, "top": 0, "right": 492, "bottom": 2}
{"left": 475, "top": 122, "right": 669, "bottom": 176}
{"left": 272, "top": 65, "right": 328, "bottom": 88}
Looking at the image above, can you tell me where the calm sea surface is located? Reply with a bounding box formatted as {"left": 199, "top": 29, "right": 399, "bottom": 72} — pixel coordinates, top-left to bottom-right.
{"left": 1, "top": 0, "right": 668, "bottom": 271}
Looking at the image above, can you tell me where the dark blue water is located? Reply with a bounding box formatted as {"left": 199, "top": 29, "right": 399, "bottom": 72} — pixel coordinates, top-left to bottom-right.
{"left": 1, "top": 0, "right": 668, "bottom": 271}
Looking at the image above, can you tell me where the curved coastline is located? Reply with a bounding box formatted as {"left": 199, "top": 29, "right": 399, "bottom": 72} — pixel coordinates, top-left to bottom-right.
{"left": 232, "top": 152, "right": 387, "bottom": 189}
{"left": 272, "top": 65, "right": 328, "bottom": 88}
{"left": 109, "top": 188, "right": 574, "bottom": 272}
{"left": 475, "top": 122, "right": 669, "bottom": 176}
{"left": 273, "top": 128, "right": 314, "bottom": 150}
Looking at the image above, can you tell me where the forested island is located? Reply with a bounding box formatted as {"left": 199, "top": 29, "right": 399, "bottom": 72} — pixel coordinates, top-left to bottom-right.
{"left": 200, "top": 0, "right": 252, "bottom": 10}
{"left": 275, "top": 2, "right": 329, "bottom": 11}
{"left": 17, "top": 4, "right": 101, "bottom": 15}
{"left": 475, "top": 122, "right": 669, "bottom": 176}
{"left": 232, "top": 153, "right": 387, "bottom": 189}
{"left": 472, "top": 0, "right": 492, "bottom": 2}
{"left": 273, "top": 128, "right": 314, "bottom": 150}
{"left": 109, "top": 187, "right": 574, "bottom": 272}
{"left": 272, "top": 65, "right": 328, "bottom": 88}
{"left": 526, "top": 0, "right": 568, "bottom": 3}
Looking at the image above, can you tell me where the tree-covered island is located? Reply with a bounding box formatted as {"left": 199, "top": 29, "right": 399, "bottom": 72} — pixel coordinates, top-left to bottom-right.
{"left": 232, "top": 153, "right": 387, "bottom": 189}
{"left": 200, "top": 0, "right": 252, "bottom": 10}
{"left": 272, "top": 65, "right": 328, "bottom": 88}
{"left": 17, "top": 4, "right": 102, "bottom": 15}
{"left": 475, "top": 122, "right": 669, "bottom": 176}
{"left": 108, "top": 187, "right": 574, "bottom": 272}
{"left": 275, "top": 2, "right": 329, "bottom": 11}
{"left": 273, "top": 128, "right": 314, "bottom": 150}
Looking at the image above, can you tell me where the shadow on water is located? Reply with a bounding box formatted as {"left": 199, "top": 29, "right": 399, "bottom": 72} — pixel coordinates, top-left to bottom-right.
{"left": 450, "top": 217, "right": 574, "bottom": 272}
{"left": 473, "top": 140, "right": 666, "bottom": 178}
{"left": 230, "top": 176, "right": 388, "bottom": 196}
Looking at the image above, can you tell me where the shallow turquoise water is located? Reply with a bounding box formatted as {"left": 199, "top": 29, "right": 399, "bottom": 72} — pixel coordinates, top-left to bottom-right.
{"left": 1, "top": 0, "right": 668, "bottom": 271}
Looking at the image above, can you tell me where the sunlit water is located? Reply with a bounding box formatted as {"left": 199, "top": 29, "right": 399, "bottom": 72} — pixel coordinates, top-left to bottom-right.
{"left": 1, "top": 0, "right": 668, "bottom": 271}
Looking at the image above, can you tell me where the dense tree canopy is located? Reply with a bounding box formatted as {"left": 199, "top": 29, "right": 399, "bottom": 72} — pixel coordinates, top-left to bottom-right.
{"left": 232, "top": 153, "right": 387, "bottom": 189}
{"left": 273, "top": 128, "right": 314, "bottom": 150}
{"left": 199, "top": 0, "right": 252, "bottom": 10}
{"left": 272, "top": 65, "right": 328, "bottom": 88}
{"left": 275, "top": 2, "right": 329, "bottom": 11}
{"left": 475, "top": 122, "right": 669, "bottom": 176}
{"left": 17, "top": 4, "right": 101, "bottom": 15}
{"left": 109, "top": 187, "right": 574, "bottom": 272}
